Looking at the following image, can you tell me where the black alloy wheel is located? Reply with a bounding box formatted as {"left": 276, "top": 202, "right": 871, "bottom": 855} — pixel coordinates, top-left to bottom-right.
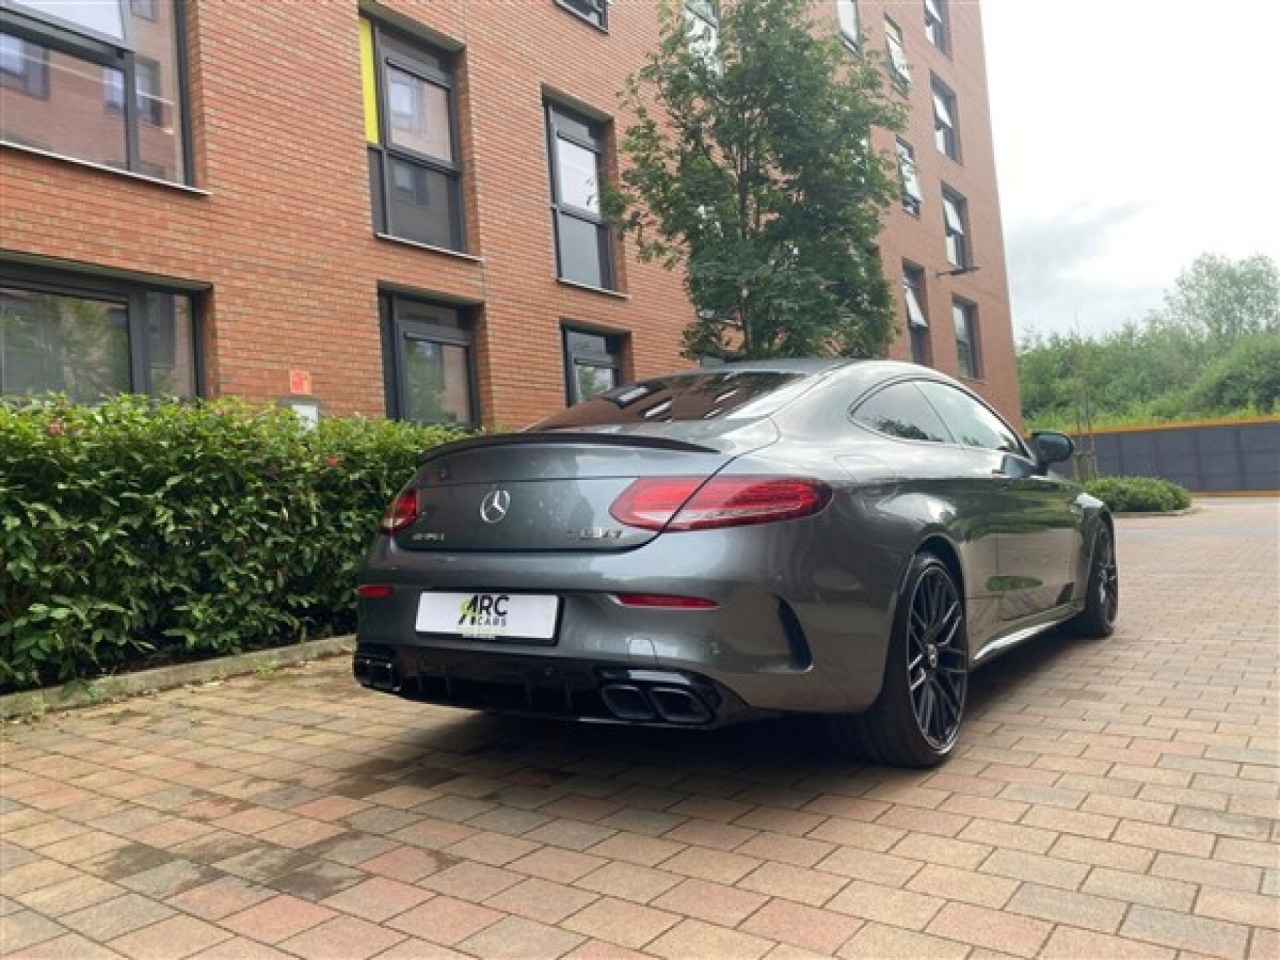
{"left": 1068, "top": 523, "right": 1119, "bottom": 638}
{"left": 827, "top": 553, "right": 969, "bottom": 767}
{"left": 905, "top": 562, "right": 968, "bottom": 751}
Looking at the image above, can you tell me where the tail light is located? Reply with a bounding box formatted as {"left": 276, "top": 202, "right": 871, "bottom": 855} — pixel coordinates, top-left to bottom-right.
{"left": 611, "top": 476, "right": 831, "bottom": 532}
{"left": 379, "top": 488, "right": 419, "bottom": 534}
{"left": 357, "top": 584, "right": 393, "bottom": 599}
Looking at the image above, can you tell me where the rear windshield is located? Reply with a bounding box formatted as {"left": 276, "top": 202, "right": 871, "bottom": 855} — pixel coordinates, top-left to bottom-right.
{"left": 534, "top": 371, "right": 809, "bottom": 429}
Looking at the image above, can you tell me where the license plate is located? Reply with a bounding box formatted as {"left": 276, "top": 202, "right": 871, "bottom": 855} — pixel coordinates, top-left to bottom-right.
{"left": 415, "top": 592, "right": 560, "bottom": 641}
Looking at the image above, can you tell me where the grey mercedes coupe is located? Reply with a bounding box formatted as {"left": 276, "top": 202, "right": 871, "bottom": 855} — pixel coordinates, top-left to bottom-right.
{"left": 354, "top": 360, "right": 1118, "bottom": 767}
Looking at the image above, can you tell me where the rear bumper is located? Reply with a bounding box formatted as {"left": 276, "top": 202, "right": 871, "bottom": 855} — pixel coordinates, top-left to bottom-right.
{"left": 353, "top": 643, "right": 759, "bottom": 728}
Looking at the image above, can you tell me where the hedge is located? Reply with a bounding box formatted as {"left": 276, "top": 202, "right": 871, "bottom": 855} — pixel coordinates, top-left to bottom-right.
{"left": 1084, "top": 476, "right": 1193, "bottom": 514}
{"left": 1, "top": 396, "right": 465, "bottom": 692}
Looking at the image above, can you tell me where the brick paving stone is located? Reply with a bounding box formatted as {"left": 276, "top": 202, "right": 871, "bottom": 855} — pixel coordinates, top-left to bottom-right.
{"left": 483, "top": 876, "right": 599, "bottom": 925}
{"left": 318, "top": 876, "right": 434, "bottom": 922}
{"left": 1120, "top": 904, "right": 1252, "bottom": 958}
{"left": 387, "top": 894, "right": 506, "bottom": 945}
{"left": 837, "top": 920, "right": 970, "bottom": 959}
{"left": 906, "top": 862, "right": 1019, "bottom": 909}
{"left": 1150, "top": 851, "right": 1264, "bottom": 892}
{"left": 1005, "top": 881, "right": 1128, "bottom": 933}
{"left": 1040, "top": 926, "right": 1177, "bottom": 958}
{"left": 956, "top": 817, "right": 1058, "bottom": 853}
{"left": 166, "top": 875, "right": 275, "bottom": 921}
{"left": 891, "top": 831, "right": 992, "bottom": 869}
{"left": 740, "top": 897, "right": 863, "bottom": 954}
{"left": 659, "top": 845, "right": 763, "bottom": 884}
{"left": 0, "top": 908, "right": 68, "bottom": 954}
{"left": 1195, "top": 887, "right": 1280, "bottom": 929}
{"left": 219, "top": 893, "right": 335, "bottom": 944}
{"left": 927, "top": 901, "right": 1053, "bottom": 957}
{"left": 562, "top": 895, "right": 680, "bottom": 950}
{"left": 507, "top": 846, "right": 608, "bottom": 883}
{"left": 574, "top": 860, "right": 683, "bottom": 903}
{"left": 808, "top": 816, "right": 905, "bottom": 852}
{"left": 736, "top": 861, "right": 848, "bottom": 906}
{"left": 521, "top": 818, "right": 616, "bottom": 852}
{"left": 646, "top": 917, "right": 776, "bottom": 959}
{"left": 1215, "top": 837, "right": 1280, "bottom": 868}
{"left": 277, "top": 914, "right": 407, "bottom": 959}
{"left": 826, "top": 878, "right": 946, "bottom": 930}
{"left": 650, "top": 877, "right": 768, "bottom": 927}
{"left": 457, "top": 914, "right": 587, "bottom": 958}
{"left": 419, "top": 860, "right": 523, "bottom": 902}
{"left": 60, "top": 892, "right": 176, "bottom": 942}
{"left": 979, "top": 849, "right": 1090, "bottom": 890}
{"left": 734, "top": 830, "right": 834, "bottom": 867}
{"left": 358, "top": 845, "right": 453, "bottom": 883}
{"left": 13, "top": 874, "right": 125, "bottom": 917}
{"left": 1081, "top": 866, "right": 1197, "bottom": 911}
{"left": 815, "top": 845, "right": 924, "bottom": 886}
{"left": 107, "top": 913, "right": 232, "bottom": 959}
{"left": 586, "top": 831, "right": 685, "bottom": 867}
{"left": 1049, "top": 833, "right": 1157, "bottom": 872}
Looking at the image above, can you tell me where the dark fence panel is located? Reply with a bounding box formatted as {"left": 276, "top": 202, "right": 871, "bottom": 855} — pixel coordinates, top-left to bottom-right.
{"left": 1071, "top": 420, "right": 1280, "bottom": 493}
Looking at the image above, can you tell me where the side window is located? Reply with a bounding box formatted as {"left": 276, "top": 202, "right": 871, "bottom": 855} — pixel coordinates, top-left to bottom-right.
{"left": 916, "top": 381, "right": 1025, "bottom": 456}
{"left": 852, "top": 382, "right": 952, "bottom": 444}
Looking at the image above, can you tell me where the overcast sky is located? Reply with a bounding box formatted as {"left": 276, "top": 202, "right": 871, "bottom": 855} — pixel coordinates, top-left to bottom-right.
{"left": 980, "top": 0, "right": 1280, "bottom": 342}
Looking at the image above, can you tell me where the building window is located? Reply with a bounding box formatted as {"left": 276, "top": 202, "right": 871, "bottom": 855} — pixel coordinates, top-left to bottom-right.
{"left": 837, "top": 0, "right": 858, "bottom": 48}
{"left": 684, "top": 0, "right": 720, "bottom": 65}
{"left": 952, "top": 298, "right": 979, "bottom": 378}
{"left": 0, "top": 32, "right": 48, "bottom": 98}
{"left": 361, "top": 19, "right": 464, "bottom": 252}
{"left": 0, "top": 265, "right": 199, "bottom": 402}
{"left": 896, "top": 139, "right": 922, "bottom": 217}
{"left": 546, "top": 101, "right": 614, "bottom": 290}
{"left": 557, "top": 0, "right": 607, "bottom": 30}
{"left": 932, "top": 78, "right": 959, "bottom": 160}
{"left": 884, "top": 18, "right": 910, "bottom": 86}
{"left": 942, "top": 188, "right": 969, "bottom": 268}
{"left": 924, "top": 0, "right": 948, "bottom": 53}
{"left": 1, "top": 0, "right": 187, "bottom": 181}
{"left": 563, "top": 327, "right": 623, "bottom": 404}
{"left": 903, "top": 262, "right": 931, "bottom": 366}
{"left": 380, "top": 293, "right": 477, "bottom": 426}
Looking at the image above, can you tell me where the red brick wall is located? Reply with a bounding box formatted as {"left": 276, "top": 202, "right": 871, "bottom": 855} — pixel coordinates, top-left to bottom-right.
{"left": 1, "top": 0, "right": 1021, "bottom": 428}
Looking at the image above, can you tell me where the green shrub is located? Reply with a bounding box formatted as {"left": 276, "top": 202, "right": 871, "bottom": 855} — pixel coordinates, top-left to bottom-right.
{"left": 0, "top": 396, "right": 465, "bottom": 691}
{"left": 1084, "top": 476, "right": 1193, "bottom": 514}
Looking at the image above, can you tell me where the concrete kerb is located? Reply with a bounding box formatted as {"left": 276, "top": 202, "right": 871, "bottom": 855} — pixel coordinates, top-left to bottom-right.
{"left": 0, "top": 635, "right": 356, "bottom": 722}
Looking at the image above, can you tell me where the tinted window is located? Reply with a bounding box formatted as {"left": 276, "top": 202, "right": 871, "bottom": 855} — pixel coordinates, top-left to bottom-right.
{"left": 916, "top": 381, "right": 1025, "bottom": 455}
{"left": 852, "top": 382, "right": 952, "bottom": 443}
{"left": 534, "top": 371, "right": 807, "bottom": 428}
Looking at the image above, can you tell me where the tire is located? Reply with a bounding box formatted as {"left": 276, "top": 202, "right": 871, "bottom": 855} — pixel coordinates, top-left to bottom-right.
{"left": 828, "top": 553, "right": 969, "bottom": 768}
{"left": 1066, "top": 523, "right": 1119, "bottom": 638}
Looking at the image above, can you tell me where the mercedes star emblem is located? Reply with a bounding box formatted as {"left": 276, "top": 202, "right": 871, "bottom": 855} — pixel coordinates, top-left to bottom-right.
{"left": 479, "top": 489, "right": 511, "bottom": 524}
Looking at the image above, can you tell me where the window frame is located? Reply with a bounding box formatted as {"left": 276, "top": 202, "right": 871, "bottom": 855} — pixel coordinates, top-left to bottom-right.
{"left": 932, "top": 77, "right": 959, "bottom": 161}
{"left": 555, "top": 0, "right": 608, "bottom": 31}
{"left": 562, "top": 325, "right": 624, "bottom": 405}
{"left": 895, "top": 138, "right": 922, "bottom": 216}
{"left": 684, "top": 0, "right": 720, "bottom": 67}
{"left": 836, "top": 0, "right": 859, "bottom": 50}
{"left": 546, "top": 99, "right": 615, "bottom": 291}
{"left": 0, "top": 31, "right": 48, "bottom": 98}
{"left": 952, "top": 296, "right": 980, "bottom": 380}
{"left": 924, "top": 0, "right": 949, "bottom": 54}
{"left": 0, "top": 261, "right": 203, "bottom": 400}
{"left": 1, "top": 0, "right": 191, "bottom": 182}
{"left": 941, "top": 188, "right": 969, "bottom": 269}
{"left": 903, "top": 262, "right": 931, "bottom": 367}
{"left": 364, "top": 19, "right": 466, "bottom": 253}
{"left": 884, "top": 17, "right": 911, "bottom": 86}
{"left": 380, "top": 292, "right": 479, "bottom": 428}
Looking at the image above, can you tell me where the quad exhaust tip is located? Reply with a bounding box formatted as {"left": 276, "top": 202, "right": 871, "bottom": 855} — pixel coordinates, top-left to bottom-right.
{"left": 600, "top": 681, "right": 714, "bottom": 725}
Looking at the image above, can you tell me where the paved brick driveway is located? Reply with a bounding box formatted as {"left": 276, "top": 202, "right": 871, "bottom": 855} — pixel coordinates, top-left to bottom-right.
{"left": 2, "top": 498, "right": 1277, "bottom": 959}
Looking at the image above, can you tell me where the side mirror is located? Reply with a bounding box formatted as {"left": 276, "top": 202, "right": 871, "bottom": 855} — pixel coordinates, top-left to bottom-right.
{"left": 1030, "top": 430, "right": 1075, "bottom": 471}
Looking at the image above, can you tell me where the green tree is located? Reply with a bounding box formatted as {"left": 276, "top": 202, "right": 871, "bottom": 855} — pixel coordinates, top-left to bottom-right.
{"left": 610, "top": 0, "right": 905, "bottom": 361}
{"left": 1163, "top": 253, "right": 1280, "bottom": 348}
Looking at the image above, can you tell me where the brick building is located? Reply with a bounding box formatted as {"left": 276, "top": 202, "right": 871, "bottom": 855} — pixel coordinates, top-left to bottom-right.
{"left": 0, "top": 0, "right": 1020, "bottom": 428}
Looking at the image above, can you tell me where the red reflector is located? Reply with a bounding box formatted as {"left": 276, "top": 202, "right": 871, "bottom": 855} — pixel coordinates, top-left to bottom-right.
{"left": 357, "top": 584, "right": 393, "bottom": 599}
{"left": 615, "top": 594, "right": 718, "bottom": 609}
{"left": 379, "top": 488, "right": 419, "bottom": 534}
{"left": 611, "top": 476, "right": 831, "bottom": 532}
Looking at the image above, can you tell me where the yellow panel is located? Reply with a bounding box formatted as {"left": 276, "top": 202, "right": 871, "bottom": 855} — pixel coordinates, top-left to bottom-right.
{"left": 360, "top": 17, "right": 380, "bottom": 144}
